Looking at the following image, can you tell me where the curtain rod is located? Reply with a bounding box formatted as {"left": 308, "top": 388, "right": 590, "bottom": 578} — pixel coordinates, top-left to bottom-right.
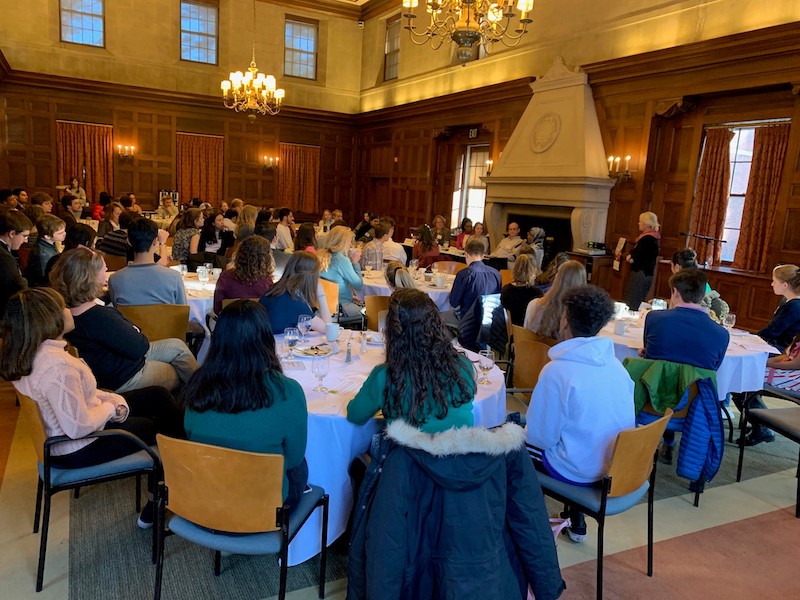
{"left": 176, "top": 131, "right": 224, "bottom": 139}
{"left": 704, "top": 119, "right": 791, "bottom": 130}
{"left": 280, "top": 142, "right": 321, "bottom": 149}
{"left": 55, "top": 120, "right": 112, "bottom": 127}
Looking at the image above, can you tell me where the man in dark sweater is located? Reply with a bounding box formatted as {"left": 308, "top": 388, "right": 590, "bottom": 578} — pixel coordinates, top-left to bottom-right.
{"left": 0, "top": 210, "right": 31, "bottom": 318}
{"left": 448, "top": 240, "right": 502, "bottom": 323}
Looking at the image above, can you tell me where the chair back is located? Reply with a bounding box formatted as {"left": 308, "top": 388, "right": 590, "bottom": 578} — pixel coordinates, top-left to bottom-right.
{"left": 431, "top": 261, "right": 467, "bottom": 275}
{"left": 500, "top": 269, "right": 514, "bottom": 287}
{"left": 319, "top": 278, "right": 339, "bottom": 317}
{"left": 157, "top": 435, "right": 284, "bottom": 534}
{"left": 512, "top": 324, "right": 557, "bottom": 347}
{"left": 365, "top": 295, "right": 390, "bottom": 331}
{"left": 99, "top": 251, "right": 128, "bottom": 272}
{"left": 221, "top": 297, "right": 259, "bottom": 310}
{"left": 117, "top": 304, "right": 189, "bottom": 342}
{"left": 512, "top": 338, "right": 552, "bottom": 389}
{"left": 607, "top": 409, "right": 673, "bottom": 497}
{"left": 17, "top": 392, "right": 47, "bottom": 464}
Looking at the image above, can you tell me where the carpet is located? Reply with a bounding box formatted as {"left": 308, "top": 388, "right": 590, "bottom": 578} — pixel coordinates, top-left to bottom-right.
{"left": 69, "top": 479, "right": 348, "bottom": 600}
{"left": 560, "top": 508, "right": 800, "bottom": 599}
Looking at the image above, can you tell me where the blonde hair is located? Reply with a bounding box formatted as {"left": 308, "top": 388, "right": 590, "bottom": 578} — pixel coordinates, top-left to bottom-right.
{"left": 386, "top": 261, "right": 414, "bottom": 290}
{"left": 236, "top": 205, "right": 258, "bottom": 237}
{"left": 639, "top": 212, "right": 660, "bottom": 232}
{"left": 533, "top": 260, "right": 587, "bottom": 339}
{"left": 773, "top": 264, "right": 800, "bottom": 292}
{"left": 512, "top": 253, "right": 537, "bottom": 286}
{"left": 49, "top": 247, "right": 106, "bottom": 307}
{"left": 324, "top": 225, "right": 354, "bottom": 255}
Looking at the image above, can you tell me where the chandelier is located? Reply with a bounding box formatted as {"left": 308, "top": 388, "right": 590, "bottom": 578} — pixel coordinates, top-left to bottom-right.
{"left": 402, "top": 0, "right": 534, "bottom": 65}
{"left": 220, "top": 0, "right": 285, "bottom": 120}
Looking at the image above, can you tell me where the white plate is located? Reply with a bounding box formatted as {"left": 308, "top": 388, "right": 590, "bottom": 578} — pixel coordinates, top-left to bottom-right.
{"left": 363, "top": 333, "right": 383, "bottom": 346}
{"left": 293, "top": 345, "right": 334, "bottom": 358}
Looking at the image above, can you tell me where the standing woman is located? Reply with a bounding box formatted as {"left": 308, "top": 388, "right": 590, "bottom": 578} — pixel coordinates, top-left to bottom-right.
{"left": 171, "top": 208, "right": 204, "bottom": 263}
{"left": 623, "top": 212, "right": 661, "bottom": 310}
{"left": 183, "top": 300, "right": 308, "bottom": 508}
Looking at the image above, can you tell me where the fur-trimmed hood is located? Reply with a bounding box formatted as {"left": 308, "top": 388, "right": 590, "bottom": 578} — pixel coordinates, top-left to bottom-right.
{"left": 385, "top": 421, "right": 527, "bottom": 491}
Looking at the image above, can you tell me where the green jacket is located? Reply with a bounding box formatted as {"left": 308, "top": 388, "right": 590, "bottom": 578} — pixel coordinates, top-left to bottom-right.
{"left": 623, "top": 358, "right": 717, "bottom": 414}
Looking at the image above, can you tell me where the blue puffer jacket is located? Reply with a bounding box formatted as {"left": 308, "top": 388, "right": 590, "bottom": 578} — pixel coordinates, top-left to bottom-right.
{"left": 347, "top": 421, "right": 565, "bottom": 600}
{"left": 676, "top": 378, "right": 724, "bottom": 483}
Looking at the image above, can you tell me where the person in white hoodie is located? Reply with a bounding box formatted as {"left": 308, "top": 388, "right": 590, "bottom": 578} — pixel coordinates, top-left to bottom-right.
{"left": 526, "top": 284, "right": 635, "bottom": 543}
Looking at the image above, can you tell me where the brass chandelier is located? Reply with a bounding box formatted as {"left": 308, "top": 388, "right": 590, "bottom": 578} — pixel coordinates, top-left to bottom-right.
{"left": 402, "top": 0, "right": 534, "bottom": 65}
{"left": 220, "top": 0, "right": 285, "bottom": 119}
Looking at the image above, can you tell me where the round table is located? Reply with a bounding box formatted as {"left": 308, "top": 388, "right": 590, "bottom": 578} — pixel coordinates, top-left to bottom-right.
{"left": 277, "top": 331, "right": 507, "bottom": 565}
{"left": 181, "top": 273, "right": 216, "bottom": 362}
{"left": 360, "top": 272, "right": 454, "bottom": 312}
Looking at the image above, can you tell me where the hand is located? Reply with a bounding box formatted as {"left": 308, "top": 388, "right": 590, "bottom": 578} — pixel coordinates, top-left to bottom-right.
{"left": 637, "top": 347, "right": 646, "bottom": 357}
{"left": 157, "top": 229, "right": 169, "bottom": 244}
{"left": 349, "top": 248, "right": 362, "bottom": 264}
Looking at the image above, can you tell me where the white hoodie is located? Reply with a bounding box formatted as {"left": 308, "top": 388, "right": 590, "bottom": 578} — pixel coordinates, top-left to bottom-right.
{"left": 525, "top": 336, "right": 635, "bottom": 484}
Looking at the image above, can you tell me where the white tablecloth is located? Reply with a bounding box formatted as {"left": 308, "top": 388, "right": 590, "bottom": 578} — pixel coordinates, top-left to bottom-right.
{"left": 360, "top": 272, "right": 454, "bottom": 312}
{"left": 182, "top": 274, "right": 215, "bottom": 362}
{"left": 278, "top": 331, "right": 507, "bottom": 565}
{"left": 599, "top": 322, "right": 770, "bottom": 399}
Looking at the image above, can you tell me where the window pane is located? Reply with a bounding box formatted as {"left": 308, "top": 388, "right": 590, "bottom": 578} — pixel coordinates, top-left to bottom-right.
{"left": 285, "top": 19, "right": 317, "bottom": 79}
{"left": 60, "top": 0, "right": 104, "bottom": 47}
{"left": 720, "top": 228, "right": 740, "bottom": 262}
{"left": 729, "top": 162, "right": 751, "bottom": 196}
{"left": 180, "top": 1, "right": 218, "bottom": 64}
{"left": 724, "top": 195, "right": 745, "bottom": 229}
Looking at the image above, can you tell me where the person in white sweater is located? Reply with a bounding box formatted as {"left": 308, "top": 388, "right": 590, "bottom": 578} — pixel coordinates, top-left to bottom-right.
{"left": 525, "top": 284, "right": 635, "bottom": 543}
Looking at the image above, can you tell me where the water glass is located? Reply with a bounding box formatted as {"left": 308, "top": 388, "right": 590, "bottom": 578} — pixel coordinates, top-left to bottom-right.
{"left": 723, "top": 313, "right": 736, "bottom": 330}
{"left": 178, "top": 264, "right": 188, "bottom": 278}
{"left": 283, "top": 327, "right": 300, "bottom": 358}
{"left": 196, "top": 266, "right": 209, "bottom": 289}
{"left": 297, "top": 314, "right": 313, "bottom": 342}
{"left": 409, "top": 259, "right": 419, "bottom": 270}
{"left": 312, "top": 356, "right": 330, "bottom": 392}
{"left": 477, "top": 350, "right": 495, "bottom": 385}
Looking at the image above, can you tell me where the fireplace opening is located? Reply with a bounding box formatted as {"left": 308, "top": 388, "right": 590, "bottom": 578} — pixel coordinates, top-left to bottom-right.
{"left": 507, "top": 213, "right": 573, "bottom": 267}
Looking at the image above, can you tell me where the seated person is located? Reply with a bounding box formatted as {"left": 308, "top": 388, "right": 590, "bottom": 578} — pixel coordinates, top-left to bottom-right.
{"left": 319, "top": 226, "right": 364, "bottom": 318}
{"left": 347, "top": 288, "right": 476, "bottom": 433}
{"left": 671, "top": 248, "right": 729, "bottom": 320}
{"left": 156, "top": 195, "right": 179, "bottom": 220}
{"left": 183, "top": 300, "right": 308, "bottom": 508}
{"left": 359, "top": 221, "right": 391, "bottom": 270}
{"left": 214, "top": 235, "right": 274, "bottom": 315}
{"left": 25, "top": 214, "right": 65, "bottom": 287}
{"left": 0, "top": 287, "right": 184, "bottom": 528}
{"left": 260, "top": 250, "right": 330, "bottom": 333}
{"left": 411, "top": 224, "right": 440, "bottom": 269}
{"left": 58, "top": 195, "right": 82, "bottom": 226}
{"left": 385, "top": 261, "right": 415, "bottom": 291}
{"left": 520, "top": 226, "right": 546, "bottom": 271}
{"left": 96, "top": 209, "right": 135, "bottom": 261}
{"left": 98, "top": 201, "right": 124, "bottom": 239}
{"left": 524, "top": 260, "right": 587, "bottom": 340}
{"left": 50, "top": 248, "right": 199, "bottom": 393}
{"left": 198, "top": 211, "right": 235, "bottom": 255}
{"left": 454, "top": 218, "right": 472, "bottom": 250}
{"left": 274, "top": 207, "right": 294, "bottom": 250}
{"left": 44, "top": 222, "right": 96, "bottom": 279}
{"left": 535, "top": 252, "right": 569, "bottom": 293}
{"left": 501, "top": 254, "right": 543, "bottom": 326}
{"left": 353, "top": 212, "right": 375, "bottom": 242}
{"left": 378, "top": 217, "right": 408, "bottom": 264}
{"left": 463, "top": 221, "right": 490, "bottom": 255}
{"left": 171, "top": 208, "right": 204, "bottom": 263}
{"left": 490, "top": 222, "right": 523, "bottom": 267}
{"left": 526, "top": 285, "right": 635, "bottom": 543}
{"left": 293, "top": 222, "right": 318, "bottom": 253}
{"left": 318, "top": 208, "right": 334, "bottom": 233}
{"left": 0, "top": 210, "right": 32, "bottom": 319}
{"left": 431, "top": 214, "right": 451, "bottom": 246}
{"left": 447, "top": 239, "right": 501, "bottom": 326}
{"left": 758, "top": 264, "right": 800, "bottom": 352}
{"left": 763, "top": 331, "right": 800, "bottom": 397}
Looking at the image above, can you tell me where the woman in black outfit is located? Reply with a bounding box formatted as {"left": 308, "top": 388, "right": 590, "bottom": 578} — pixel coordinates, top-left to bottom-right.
{"left": 623, "top": 211, "right": 661, "bottom": 310}
{"left": 500, "top": 254, "right": 543, "bottom": 326}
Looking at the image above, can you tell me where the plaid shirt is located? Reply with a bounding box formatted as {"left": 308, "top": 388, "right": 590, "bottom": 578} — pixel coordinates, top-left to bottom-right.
{"left": 360, "top": 240, "right": 384, "bottom": 271}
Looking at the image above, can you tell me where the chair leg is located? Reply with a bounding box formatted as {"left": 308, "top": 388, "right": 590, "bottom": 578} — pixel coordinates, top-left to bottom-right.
{"left": 36, "top": 493, "right": 52, "bottom": 592}
{"left": 647, "top": 484, "right": 655, "bottom": 576}
{"left": 720, "top": 402, "right": 734, "bottom": 443}
{"left": 73, "top": 486, "right": 80, "bottom": 499}
{"left": 153, "top": 481, "right": 167, "bottom": 600}
{"left": 279, "top": 523, "right": 289, "bottom": 600}
{"left": 319, "top": 495, "right": 329, "bottom": 599}
{"left": 33, "top": 478, "right": 43, "bottom": 534}
{"left": 736, "top": 409, "right": 749, "bottom": 482}
{"left": 596, "top": 516, "right": 605, "bottom": 600}
{"left": 214, "top": 550, "right": 221, "bottom": 576}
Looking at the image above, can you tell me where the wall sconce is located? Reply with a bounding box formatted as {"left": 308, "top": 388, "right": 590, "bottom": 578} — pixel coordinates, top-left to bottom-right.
{"left": 607, "top": 154, "right": 632, "bottom": 182}
{"left": 117, "top": 144, "right": 135, "bottom": 162}
{"left": 263, "top": 155, "right": 279, "bottom": 173}
{"left": 485, "top": 159, "right": 494, "bottom": 175}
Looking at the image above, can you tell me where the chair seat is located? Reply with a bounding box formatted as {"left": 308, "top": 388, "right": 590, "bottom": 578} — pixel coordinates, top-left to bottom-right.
{"left": 40, "top": 447, "right": 158, "bottom": 488}
{"left": 535, "top": 472, "right": 649, "bottom": 516}
{"left": 763, "top": 385, "right": 800, "bottom": 404}
{"left": 749, "top": 407, "right": 800, "bottom": 442}
{"left": 168, "top": 484, "right": 325, "bottom": 555}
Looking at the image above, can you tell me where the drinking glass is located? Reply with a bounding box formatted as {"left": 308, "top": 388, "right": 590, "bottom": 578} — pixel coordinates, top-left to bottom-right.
{"left": 197, "top": 266, "right": 209, "bottom": 290}
{"left": 178, "top": 264, "right": 188, "bottom": 278}
{"left": 409, "top": 259, "right": 419, "bottom": 270}
{"left": 364, "top": 264, "right": 373, "bottom": 276}
{"left": 297, "top": 314, "right": 313, "bottom": 342}
{"left": 477, "top": 350, "right": 495, "bottom": 385}
{"left": 723, "top": 313, "right": 736, "bottom": 330}
{"left": 312, "top": 356, "right": 330, "bottom": 392}
{"left": 283, "top": 327, "right": 300, "bottom": 358}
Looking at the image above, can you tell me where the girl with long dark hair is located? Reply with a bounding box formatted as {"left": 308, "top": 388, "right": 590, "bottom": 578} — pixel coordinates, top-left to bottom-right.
{"left": 198, "top": 210, "right": 234, "bottom": 255}
{"left": 347, "top": 288, "right": 477, "bottom": 432}
{"left": 182, "top": 300, "right": 308, "bottom": 507}
{"left": 261, "top": 250, "right": 330, "bottom": 333}
{"left": 412, "top": 224, "right": 440, "bottom": 269}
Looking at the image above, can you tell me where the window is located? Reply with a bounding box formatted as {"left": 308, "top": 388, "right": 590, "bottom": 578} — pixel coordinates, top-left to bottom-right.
{"left": 60, "top": 0, "right": 104, "bottom": 47}
{"left": 451, "top": 145, "right": 490, "bottom": 228}
{"left": 384, "top": 15, "right": 400, "bottom": 81}
{"left": 720, "top": 127, "right": 753, "bottom": 262}
{"left": 284, "top": 17, "right": 318, "bottom": 80}
{"left": 180, "top": 1, "right": 218, "bottom": 65}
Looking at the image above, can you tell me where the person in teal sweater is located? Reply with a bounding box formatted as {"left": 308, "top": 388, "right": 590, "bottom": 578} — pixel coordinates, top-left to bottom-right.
{"left": 182, "top": 299, "right": 308, "bottom": 507}
{"left": 347, "top": 288, "right": 477, "bottom": 433}
{"left": 320, "top": 225, "right": 364, "bottom": 318}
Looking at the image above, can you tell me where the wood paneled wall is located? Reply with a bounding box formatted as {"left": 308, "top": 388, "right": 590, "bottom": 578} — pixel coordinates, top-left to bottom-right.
{"left": 585, "top": 23, "right": 800, "bottom": 331}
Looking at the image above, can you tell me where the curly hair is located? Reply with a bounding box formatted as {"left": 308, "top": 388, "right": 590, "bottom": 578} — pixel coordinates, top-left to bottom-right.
{"left": 49, "top": 247, "right": 106, "bottom": 307}
{"left": 232, "top": 235, "right": 274, "bottom": 283}
{"left": 383, "top": 288, "right": 475, "bottom": 427}
{"left": 563, "top": 285, "right": 614, "bottom": 338}
{"left": 533, "top": 260, "right": 587, "bottom": 339}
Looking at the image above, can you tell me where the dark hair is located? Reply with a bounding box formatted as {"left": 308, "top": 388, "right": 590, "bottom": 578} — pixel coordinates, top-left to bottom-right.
{"left": 0, "top": 288, "right": 66, "bottom": 381}
{"left": 12, "top": 187, "right": 26, "bottom": 197}
{"left": 265, "top": 250, "right": 320, "bottom": 310}
{"left": 380, "top": 216, "right": 395, "bottom": 228}
{"left": 182, "top": 300, "right": 284, "bottom": 413}
{"left": 63, "top": 223, "right": 97, "bottom": 250}
{"left": 224, "top": 208, "right": 238, "bottom": 221}
{"left": 0, "top": 210, "right": 33, "bottom": 235}
{"left": 127, "top": 217, "right": 158, "bottom": 253}
{"left": 191, "top": 198, "right": 202, "bottom": 208}
{"left": 672, "top": 248, "right": 698, "bottom": 270}
{"left": 256, "top": 209, "right": 272, "bottom": 225}
{"left": 98, "top": 191, "right": 112, "bottom": 206}
{"left": 60, "top": 195, "right": 76, "bottom": 210}
{"left": 0, "top": 189, "right": 14, "bottom": 203}
{"left": 293, "top": 222, "right": 317, "bottom": 251}
{"left": 118, "top": 210, "right": 134, "bottom": 230}
{"left": 119, "top": 196, "right": 133, "bottom": 209}
{"left": 373, "top": 222, "right": 391, "bottom": 239}
{"left": 200, "top": 211, "right": 224, "bottom": 246}
{"left": 255, "top": 221, "right": 277, "bottom": 242}
{"left": 30, "top": 192, "right": 53, "bottom": 206}
{"left": 36, "top": 214, "right": 66, "bottom": 238}
{"left": 669, "top": 269, "right": 707, "bottom": 304}
{"left": 563, "top": 285, "right": 614, "bottom": 338}
{"left": 417, "top": 224, "right": 435, "bottom": 252}
{"left": 383, "top": 288, "right": 474, "bottom": 427}
{"left": 278, "top": 207, "right": 292, "bottom": 222}
{"left": 179, "top": 208, "right": 202, "bottom": 230}
{"left": 464, "top": 239, "right": 485, "bottom": 257}
{"left": 329, "top": 219, "right": 348, "bottom": 229}
{"left": 232, "top": 235, "right": 274, "bottom": 283}
{"left": 460, "top": 217, "right": 472, "bottom": 230}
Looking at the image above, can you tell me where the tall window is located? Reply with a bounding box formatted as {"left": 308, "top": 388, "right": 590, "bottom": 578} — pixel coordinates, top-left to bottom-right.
{"left": 284, "top": 17, "right": 318, "bottom": 80}
{"left": 720, "top": 127, "right": 753, "bottom": 262}
{"left": 180, "top": 0, "right": 218, "bottom": 64}
{"left": 384, "top": 15, "right": 400, "bottom": 81}
{"left": 451, "top": 145, "right": 490, "bottom": 228}
{"left": 60, "top": 0, "right": 104, "bottom": 47}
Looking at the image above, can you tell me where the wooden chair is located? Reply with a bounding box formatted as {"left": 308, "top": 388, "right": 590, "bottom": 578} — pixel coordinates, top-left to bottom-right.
{"left": 17, "top": 391, "right": 159, "bottom": 592}
{"left": 431, "top": 260, "right": 467, "bottom": 275}
{"left": 365, "top": 295, "right": 390, "bottom": 332}
{"left": 117, "top": 304, "right": 190, "bottom": 343}
{"left": 98, "top": 251, "right": 128, "bottom": 271}
{"left": 536, "top": 410, "right": 673, "bottom": 600}
{"left": 153, "top": 435, "right": 329, "bottom": 600}
{"left": 500, "top": 269, "right": 514, "bottom": 287}
{"left": 508, "top": 338, "right": 552, "bottom": 395}
{"left": 319, "top": 278, "right": 340, "bottom": 320}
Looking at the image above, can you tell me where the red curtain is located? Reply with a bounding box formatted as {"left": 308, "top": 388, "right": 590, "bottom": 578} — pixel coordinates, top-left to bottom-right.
{"left": 278, "top": 143, "right": 320, "bottom": 214}
{"left": 689, "top": 128, "right": 734, "bottom": 265}
{"left": 56, "top": 121, "right": 114, "bottom": 203}
{"left": 732, "top": 124, "right": 791, "bottom": 272}
{"left": 176, "top": 133, "right": 224, "bottom": 206}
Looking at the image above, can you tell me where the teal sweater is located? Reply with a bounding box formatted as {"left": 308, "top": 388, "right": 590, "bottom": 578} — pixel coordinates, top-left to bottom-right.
{"left": 347, "top": 354, "right": 476, "bottom": 433}
{"left": 184, "top": 372, "right": 308, "bottom": 500}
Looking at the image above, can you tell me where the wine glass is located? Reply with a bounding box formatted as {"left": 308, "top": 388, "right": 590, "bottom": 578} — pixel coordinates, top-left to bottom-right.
{"left": 197, "top": 266, "right": 209, "bottom": 290}
{"left": 364, "top": 264, "right": 373, "bottom": 276}
{"left": 297, "top": 314, "right": 313, "bottom": 343}
{"left": 723, "top": 313, "right": 736, "bottom": 330}
{"left": 178, "top": 264, "right": 188, "bottom": 279}
{"left": 283, "top": 327, "right": 300, "bottom": 358}
{"left": 312, "top": 356, "right": 330, "bottom": 392}
{"left": 477, "top": 350, "right": 495, "bottom": 385}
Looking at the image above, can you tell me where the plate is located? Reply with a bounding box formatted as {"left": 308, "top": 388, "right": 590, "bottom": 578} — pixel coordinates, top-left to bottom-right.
{"left": 363, "top": 333, "right": 383, "bottom": 346}
{"left": 294, "top": 345, "right": 334, "bottom": 358}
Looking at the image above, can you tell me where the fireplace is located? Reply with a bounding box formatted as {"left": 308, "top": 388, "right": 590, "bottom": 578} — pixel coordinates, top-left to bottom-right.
{"left": 507, "top": 212, "right": 572, "bottom": 267}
